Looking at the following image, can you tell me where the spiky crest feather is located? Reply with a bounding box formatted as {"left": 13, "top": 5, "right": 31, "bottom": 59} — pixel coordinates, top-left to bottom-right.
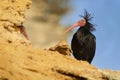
{"left": 80, "top": 10, "right": 96, "bottom": 32}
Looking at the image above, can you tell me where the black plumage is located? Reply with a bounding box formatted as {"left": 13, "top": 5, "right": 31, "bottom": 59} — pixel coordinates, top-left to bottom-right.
{"left": 71, "top": 10, "right": 96, "bottom": 63}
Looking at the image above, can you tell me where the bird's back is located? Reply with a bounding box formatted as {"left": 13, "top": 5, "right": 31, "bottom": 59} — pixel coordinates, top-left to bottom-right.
{"left": 71, "top": 28, "right": 96, "bottom": 63}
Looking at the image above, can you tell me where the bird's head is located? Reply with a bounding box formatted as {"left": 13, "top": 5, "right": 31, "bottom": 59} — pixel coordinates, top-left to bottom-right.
{"left": 63, "top": 10, "right": 95, "bottom": 34}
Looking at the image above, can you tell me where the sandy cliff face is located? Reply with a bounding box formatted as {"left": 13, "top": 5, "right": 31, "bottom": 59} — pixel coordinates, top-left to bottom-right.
{"left": 0, "top": 0, "right": 120, "bottom": 80}
{"left": 0, "top": 0, "right": 31, "bottom": 45}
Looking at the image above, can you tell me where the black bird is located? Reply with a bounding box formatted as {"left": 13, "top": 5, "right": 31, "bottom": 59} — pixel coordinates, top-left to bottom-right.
{"left": 64, "top": 10, "right": 96, "bottom": 63}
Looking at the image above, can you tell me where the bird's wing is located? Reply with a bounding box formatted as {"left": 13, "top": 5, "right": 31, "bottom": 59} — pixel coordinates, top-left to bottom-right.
{"left": 85, "top": 34, "right": 96, "bottom": 63}
{"left": 71, "top": 33, "right": 85, "bottom": 59}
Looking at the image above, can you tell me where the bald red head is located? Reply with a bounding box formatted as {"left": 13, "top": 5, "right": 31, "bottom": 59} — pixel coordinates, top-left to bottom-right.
{"left": 63, "top": 19, "right": 86, "bottom": 34}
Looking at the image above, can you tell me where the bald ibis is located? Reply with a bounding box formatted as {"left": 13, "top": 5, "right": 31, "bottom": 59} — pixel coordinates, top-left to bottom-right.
{"left": 64, "top": 10, "right": 96, "bottom": 63}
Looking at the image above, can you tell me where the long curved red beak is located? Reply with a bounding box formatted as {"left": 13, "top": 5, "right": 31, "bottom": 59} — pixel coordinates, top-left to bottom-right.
{"left": 63, "top": 23, "right": 79, "bottom": 35}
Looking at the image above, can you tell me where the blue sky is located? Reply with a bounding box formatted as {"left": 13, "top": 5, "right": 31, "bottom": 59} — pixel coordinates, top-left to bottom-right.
{"left": 60, "top": 0, "right": 120, "bottom": 70}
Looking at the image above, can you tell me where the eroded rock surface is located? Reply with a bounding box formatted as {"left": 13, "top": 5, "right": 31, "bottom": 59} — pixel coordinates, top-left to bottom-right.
{"left": 0, "top": 0, "right": 31, "bottom": 45}
{"left": 49, "top": 40, "right": 72, "bottom": 56}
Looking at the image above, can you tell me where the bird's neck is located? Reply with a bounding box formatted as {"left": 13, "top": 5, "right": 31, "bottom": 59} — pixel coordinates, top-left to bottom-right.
{"left": 74, "top": 27, "right": 90, "bottom": 40}
{"left": 78, "top": 27, "right": 90, "bottom": 33}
